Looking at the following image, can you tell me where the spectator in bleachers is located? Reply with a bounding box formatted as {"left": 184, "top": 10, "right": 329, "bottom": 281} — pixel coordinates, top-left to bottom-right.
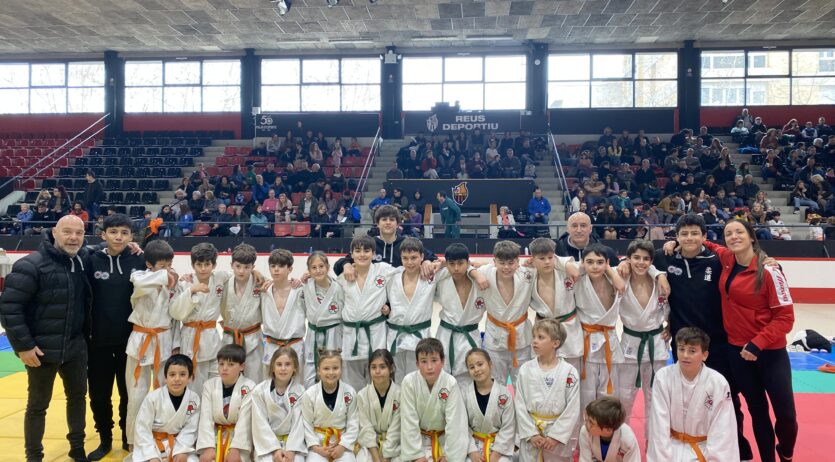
{"left": 816, "top": 117, "right": 832, "bottom": 138}
{"left": 312, "top": 203, "right": 335, "bottom": 238}
{"left": 410, "top": 190, "right": 426, "bottom": 213}
{"left": 800, "top": 122, "right": 818, "bottom": 145}
{"left": 635, "top": 158, "right": 656, "bottom": 190}
{"left": 595, "top": 203, "right": 618, "bottom": 237}
{"left": 262, "top": 189, "right": 279, "bottom": 213}
{"left": 291, "top": 161, "right": 317, "bottom": 192}
{"left": 641, "top": 181, "right": 662, "bottom": 206}
{"left": 174, "top": 204, "right": 193, "bottom": 237}
{"left": 330, "top": 138, "right": 344, "bottom": 168}
{"left": 275, "top": 192, "right": 295, "bottom": 222}
{"left": 603, "top": 174, "right": 619, "bottom": 196}
{"left": 248, "top": 204, "right": 272, "bottom": 237}
{"left": 437, "top": 146, "right": 456, "bottom": 179}
{"left": 309, "top": 142, "right": 324, "bottom": 166}
{"left": 327, "top": 167, "right": 346, "bottom": 194}
{"left": 683, "top": 148, "right": 702, "bottom": 176}
{"left": 527, "top": 188, "right": 551, "bottom": 225}
{"left": 496, "top": 206, "right": 518, "bottom": 238}
{"left": 188, "top": 191, "right": 204, "bottom": 216}
{"left": 811, "top": 174, "right": 833, "bottom": 210}
{"left": 783, "top": 119, "right": 801, "bottom": 139}
{"left": 202, "top": 190, "right": 220, "bottom": 218}
{"left": 611, "top": 189, "right": 633, "bottom": 213}
{"left": 214, "top": 176, "right": 235, "bottom": 206}
{"left": 607, "top": 137, "right": 623, "bottom": 164}
{"left": 49, "top": 186, "right": 71, "bottom": 217}
{"left": 713, "top": 189, "right": 734, "bottom": 219}
{"left": 176, "top": 177, "right": 192, "bottom": 195}
{"left": 85, "top": 171, "right": 105, "bottom": 220}
{"left": 702, "top": 175, "right": 720, "bottom": 197}
{"left": 751, "top": 190, "right": 774, "bottom": 213}
{"left": 712, "top": 159, "right": 736, "bottom": 186}
{"left": 252, "top": 174, "right": 270, "bottom": 204}
{"left": 347, "top": 137, "right": 362, "bottom": 157}
{"left": 157, "top": 204, "right": 176, "bottom": 237}
{"left": 12, "top": 203, "right": 33, "bottom": 235}
{"left": 267, "top": 134, "right": 281, "bottom": 155}
{"left": 617, "top": 207, "right": 638, "bottom": 239}
{"left": 633, "top": 136, "right": 651, "bottom": 164}
{"left": 615, "top": 162, "right": 636, "bottom": 192}
{"left": 230, "top": 165, "right": 246, "bottom": 190}
{"left": 468, "top": 152, "right": 486, "bottom": 178}
{"left": 570, "top": 189, "right": 586, "bottom": 213}
{"left": 322, "top": 189, "right": 343, "bottom": 216}
{"left": 35, "top": 189, "right": 51, "bottom": 204}
{"left": 727, "top": 175, "right": 745, "bottom": 207}
{"left": 368, "top": 188, "right": 390, "bottom": 212}
{"left": 421, "top": 150, "right": 439, "bottom": 179}
{"left": 697, "top": 126, "right": 713, "bottom": 147}
{"left": 69, "top": 201, "right": 89, "bottom": 224}
{"left": 386, "top": 161, "right": 404, "bottom": 181}
{"left": 663, "top": 148, "right": 680, "bottom": 176}
{"left": 598, "top": 126, "right": 615, "bottom": 148}
{"left": 658, "top": 192, "right": 684, "bottom": 223}
{"left": 401, "top": 204, "right": 423, "bottom": 238}
{"left": 670, "top": 128, "right": 691, "bottom": 147}
{"left": 742, "top": 174, "right": 760, "bottom": 203}
{"left": 583, "top": 171, "right": 607, "bottom": 206}
{"left": 262, "top": 162, "right": 278, "bottom": 185}
{"left": 500, "top": 148, "right": 522, "bottom": 178}
{"left": 759, "top": 128, "right": 781, "bottom": 153}
{"left": 694, "top": 189, "right": 710, "bottom": 212}
{"left": 649, "top": 136, "right": 669, "bottom": 165}
{"left": 197, "top": 177, "right": 212, "bottom": 196}
{"left": 208, "top": 203, "right": 234, "bottom": 237}
{"left": 735, "top": 107, "right": 754, "bottom": 129}
{"left": 169, "top": 189, "right": 188, "bottom": 215}
{"left": 390, "top": 188, "right": 409, "bottom": 213}
{"left": 333, "top": 205, "right": 353, "bottom": 238}
{"left": 298, "top": 189, "right": 318, "bottom": 221}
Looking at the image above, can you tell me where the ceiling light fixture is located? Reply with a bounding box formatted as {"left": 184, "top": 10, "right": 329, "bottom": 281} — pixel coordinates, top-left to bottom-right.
{"left": 326, "top": 0, "right": 339, "bottom": 7}
{"left": 464, "top": 35, "right": 514, "bottom": 41}
{"left": 331, "top": 39, "right": 374, "bottom": 44}
{"left": 412, "top": 36, "right": 459, "bottom": 42}
{"left": 272, "top": 0, "right": 288, "bottom": 15}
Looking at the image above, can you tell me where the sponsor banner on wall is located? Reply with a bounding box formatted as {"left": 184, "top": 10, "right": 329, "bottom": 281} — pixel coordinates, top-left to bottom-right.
{"left": 384, "top": 179, "right": 536, "bottom": 212}
{"left": 403, "top": 110, "right": 526, "bottom": 134}
{"left": 253, "top": 112, "right": 380, "bottom": 137}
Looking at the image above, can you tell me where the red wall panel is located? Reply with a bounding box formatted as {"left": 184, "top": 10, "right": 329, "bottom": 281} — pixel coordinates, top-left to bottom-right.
{"left": 0, "top": 114, "right": 105, "bottom": 137}
{"left": 701, "top": 106, "right": 835, "bottom": 130}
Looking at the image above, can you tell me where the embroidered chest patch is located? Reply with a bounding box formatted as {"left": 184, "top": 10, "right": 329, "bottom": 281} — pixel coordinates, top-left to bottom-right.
{"left": 375, "top": 276, "right": 386, "bottom": 288}
{"left": 215, "top": 285, "right": 224, "bottom": 297}
{"left": 474, "top": 297, "right": 486, "bottom": 309}
{"left": 438, "top": 388, "right": 450, "bottom": 402}
{"left": 344, "top": 391, "right": 353, "bottom": 405}
{"left": 392, "top": 399, "right": 399, "bottom": 412}
{"left": 566, "top": 372, "right": 578, "bottom": 389}
{"left": 497, "top": 394, "right": 509, "bottom": 409}
{"left": 704, "top": 393, "right": 714, "bottom": 411}
{"left": 288, "top": 393, "right": 299, "bottom": 406}
{"left": 328, "top": 303, "right": 339, "bottom": 314}
{"left": 241, "top": 386, "right": 250, "bottom": 397}
{"left": 186, "top": 400, "right": 198, "bottom": 416}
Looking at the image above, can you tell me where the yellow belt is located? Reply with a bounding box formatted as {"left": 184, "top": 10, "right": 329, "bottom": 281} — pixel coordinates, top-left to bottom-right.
{"left": 671, "top": 429, "right": 707, "bottom": 462}
{"left": 421, "top": 429, "right": 444, "bottom": 461}
{"left": 276, "top": 433, "right": 288, "bottom": 446}
{"left": 472, "top": 431, "right": 497, "bottom": 461}
{"left": 315, "top": 426, "right": 342, "bottom": 460}
{"left": 530, "top": 412, "right": 559, "bottom": 462}
{"left": 377, "top": 431, "right": 386, "bottom": 451}
{"left": 215, "top": 423, "right": 236, "bottom": 462}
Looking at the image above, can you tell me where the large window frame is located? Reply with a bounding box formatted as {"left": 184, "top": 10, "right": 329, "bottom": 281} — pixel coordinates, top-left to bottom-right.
{"left": 700, "top": 48, "right": 835, "bottom": 106}
{"left": 260, "top": 57, "right": 381, "bottom": 112}
{"left": 0, "top": 61, "right": 105, "bottom": 114}
{"left": 401, "top": 54, "right": 527, "bottom": 111}
{"left": 547, "top": 51, "right": 678, "bottom": 109}
{"left": 124, "top": 59, "right": 241, "bottom": 113}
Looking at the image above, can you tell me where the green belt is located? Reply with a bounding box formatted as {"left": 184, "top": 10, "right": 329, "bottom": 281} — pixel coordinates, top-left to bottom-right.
{"left": 386, "top": 319, "right": 432, "bottom": 355}
{"left": 535, "top": 307, "right": 578, "bottom": 323}
{"left": 438, "top": 320, "right": 479, "bottom": 367}
{"left": 343, "top": 315, "right": 388, "bottom": 358}
{"left": 308, "top": 321, "right": 341, "bottom": 369}
{"left": 622, "top": 325, "right": 665, "bottom": 388}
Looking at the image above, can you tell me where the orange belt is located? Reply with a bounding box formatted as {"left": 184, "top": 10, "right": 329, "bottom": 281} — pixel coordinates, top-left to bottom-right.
{"left": 215, "top": 423, "right": 236, "bottom": 462}
{"left": 472, "top": 431, "right": 496, "bottom": 461}
{"left": 670, "top": 429, "right": 707, "bottom": 462}
{"left": 132, "top": 325, "right": 169, "bottom": 389}
{"left": 486, "top": 312, "right": 529, "bottom": 367}
{"left": 581, "top": 322, "right": 615, "bottom": 394}
{"left": 315, "top": 426, "right": 342, "bottom": 460}
{"left": 264, "top": 336, "right": 303, "bottom": 348}
{"left": 152, "top": 430, "right": 177, "bottom": 460}
{"left": 183, "top": 320, "right": 216, "bottom": 376}
{"left": 420, "top": 429, "right": 444, "bottom": 461}
{"left": 221, "top": 322, "right": 261, "bottom": 347}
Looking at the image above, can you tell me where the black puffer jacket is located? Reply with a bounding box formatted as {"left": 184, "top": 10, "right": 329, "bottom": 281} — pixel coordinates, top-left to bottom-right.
{"left": 0, "top": 232, "right": 92, "bottom": 363}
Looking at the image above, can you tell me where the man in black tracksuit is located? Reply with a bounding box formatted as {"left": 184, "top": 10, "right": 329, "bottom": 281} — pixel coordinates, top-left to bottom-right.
{"left": 653, "top": 214, "right": 754, "bottom": 460}
{"left": 84, "top": 214, "right": 146, "bottom": 460}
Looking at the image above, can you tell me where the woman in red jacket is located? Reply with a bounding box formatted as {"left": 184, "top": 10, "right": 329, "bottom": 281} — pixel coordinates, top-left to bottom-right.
{"left": 703, "top": 219, "right": 797, "bottom": 462}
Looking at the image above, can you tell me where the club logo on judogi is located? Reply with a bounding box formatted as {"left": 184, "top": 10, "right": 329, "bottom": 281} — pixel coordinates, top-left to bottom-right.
{"left": 252, "top": 287, "right": 261, "bottom": 297}
{"left": 169, "top": 290, "right": 175, "bottom": 300}
{"left": 564, "top": 279, "right": 574, "bottom": 290}
{"left": 497, "top": 394, "right": 510, "bottom": 409}
{"left": 704, "top": 393, "right": 713, "bottom": 410}
{"left": 392, "top": 399, "right": 399, "bottom": 412}
{"left": 186, "top": 400, "right": 197, "bottom": 416}
{"left": 93, "top": 271, "right": 109, "bottom": 280}
{"left": 328, "top": 303, "right": 339, "bottom": 314}
{"left": 375, "top": 276, "right": 385, "bottom": 288}
{"left": 438, "top": 388, "right": 450, "bottom": 402}
{"left": 475, "top": 297, "right": 486, "bottom": 309}
{"left": 566, "top": 372, "right": 578, "bottom": 389}
{"left": 344, "top": 391, "right": 353, "bottom": 405}
{"left": 241, "top": 386, "right": 250, "bottom": 397}
{"left": 523, "top": 271, "right": 532, "bottom": 283}
{"left": 215, "top": 285, "right": 224, "bottom": 297}
{"left": 289, "top": 393, "right": 299, "bottom": 406}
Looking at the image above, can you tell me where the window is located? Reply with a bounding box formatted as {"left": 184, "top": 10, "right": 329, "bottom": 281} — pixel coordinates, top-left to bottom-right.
{"left": 0, "top": 62, "right": 104, "bottom": 114}
{"left": 703, "top": 48, "right": 835, "bottom": 105}
{"left": 261, "top": 57, "right": 380, "bottom": 112}
{"left": 548, "top": 52, "right": 676, "bottom": 108}
{"left": 402, "top": 55, "right": 526, "bottom": 111}
{"left": 125, "top": 59, "right": 240, "bottom": 113}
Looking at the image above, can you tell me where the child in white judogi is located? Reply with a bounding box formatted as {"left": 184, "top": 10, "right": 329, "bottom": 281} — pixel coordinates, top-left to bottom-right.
{"left": 575, "top": 244, "right": 625, "bottom": 410}
{"left": 385, "top": 238, "right": 436, "bottom": 381}
{"left": 515, "top": 319, "right": 581, "bottom": 462}
{"left": 169, "top": 243, "right": 230, "bottom": 393}
{"left": 476, "top": 240, "right": 535, "bottom": 385}
{"left": 648, "top": 327, "right": 740, "bottom": 462}
{"left": 250, "top": 347, "right": 306, "bottom": 462}
{"left": 220, "top": 244, "right": 264, "bottom": 383}
{"left": 616, "top": 240, "right": 670, "bottom": 433}
{"left": 434, "top": 244, "right": 485, "bottom": 383}
{"left": 580, "top": 397, "right": 640, "bottom": 462}
{"left": 132, "top": 355, "right": 201, "bottom": 462}
{"left": 300, "top": 349, "right": 359, "bottom": 462}
{"left": 196, "top": 344, "right": 255, "bottom": 462}
{"left": 301, "top": 252, "right": 344, "bottom": 387}
{"left": 356, "top": 350, "right": 401, "bottom": 462}
{"left": 125, "top": 240, "right": 179, "bottom": 447}
{"left": 339, "top": 235, "right": 398, "bottom": 390}
{"left": 463, "top": 349, "right": 515, "bottom": 462}
{"left": 260, "top": 249, "right": 305, "bottom": 380}
{"left": 399, "top": 338, "right": 469, "bottom": 462}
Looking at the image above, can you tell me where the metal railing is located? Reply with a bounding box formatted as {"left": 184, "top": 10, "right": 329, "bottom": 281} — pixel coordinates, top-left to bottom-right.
{"left": 349, "top": 126, "right": 382, "bottom": 210}
{"left": 548, "top": 131, "right": 573, "bottom": 219}
{"left": 0, "top": 114, "right": 110, "bottom": 192}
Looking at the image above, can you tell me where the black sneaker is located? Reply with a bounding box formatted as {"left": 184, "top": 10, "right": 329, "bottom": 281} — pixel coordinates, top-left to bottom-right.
{"left": 68, "top": 447, "right": 89, "bottom": 462}
{"left": 776, "top": 444, "right": 792, "bottom": 462}
{"left": 86, "top": 440, "right": 111, "bottom": 461}
{"left": 122, "top": 433, "right": 129, "bottom": 451}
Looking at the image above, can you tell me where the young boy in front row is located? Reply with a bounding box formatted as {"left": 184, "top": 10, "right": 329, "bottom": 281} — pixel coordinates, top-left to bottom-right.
{"left": 260, "top": 249, "right": 306, "bottom": 381}
{"left": 385, "top": 237, "right": 436, "bottom": 381}
{"left": 515, "top": 319, "right": 581, "bottom": 462}
{"left": 132, "top": 354, "right": 201, "bottom": 462}
{"left": 400, "top": 338, "right": 469, "bottom": 462}
{"left": 197, "top": 344, "right": 254, "bottom": 462}
{"left": 220, "top": 244, "right": 264, "bottom": 383}
{"left": 170, "top": 243, "right": 231, "bottom": 394}
{"left": 125, "top": 240, "right": 180, "bottom": 448}
{"left": 648, "top": 327, "right": 740, "bottom": 462}
{"left": 579, "top": 397, "right": 640, "bottom": 462}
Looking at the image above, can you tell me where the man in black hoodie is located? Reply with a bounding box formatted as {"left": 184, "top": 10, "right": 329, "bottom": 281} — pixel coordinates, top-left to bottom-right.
{"left": 84, "top": 171, "right": 105, "bottom": 221}
{"left": 84, "top": 214, "right": 146, "bottom": 460}
{"left": 0, "top": 215, "right": 92, "bottom": 462}
{"left": 554, "top": 212, "right": 619, "bottom": 265}
{"left": 334, "top": 205, "right": 437, "bottom": 277}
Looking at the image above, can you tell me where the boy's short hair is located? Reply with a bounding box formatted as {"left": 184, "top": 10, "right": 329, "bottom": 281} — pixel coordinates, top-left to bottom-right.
{"left": 231, "top": 243, "right": 257, "bottom": 265}
{"left": 581, "top": 243, "right": 611, "bottom": 261}
{"left": 444, "top": 243, "right": 470, "bottom": 262}
{"left": 399, "top": 236, "right": 424, "bottom": 255}
{"left": 164, "top": 354, "right": 194, "bottom": 377}
{"left": 529, "top": 237, "right": 556, "bottom": 256}
{"left": 217, "top": 344, "right": 246, "bottom": 364}
{"left": 350, "top": 235, "right": 376, "bottom": 253}
{"left": 675, "top": 213, "right": 707, "bottom": 235}
{"left": 675, "top": 327, "right": 711, "bottom": 352}
{"left": 102, "top": 213, "right": 133, "bottom": 231}
{"left": 625, "top": 239, "right": 655, "bottom": 258}
{"left": 190, "top": 242, "right": 218, "bottom": 265}
{"left": 585, "top": 397, "right": 626, "bottom": 430}
{"left": 144, "top": 240, "right": 174, "bottom": 266}
{"left": 414, "top": 338, "right": 445, "bottom": 361}
{"left": 374, "top": 204, "right": 402, "bottom": 224}
{"left": 493, "top": 240, "right": 521, "bottom": 261}
{"left": 268, "top": 248, "right": 294, "bottom": 267}
{"left": 533, "top": 319, "right": 567, "bottom": 347}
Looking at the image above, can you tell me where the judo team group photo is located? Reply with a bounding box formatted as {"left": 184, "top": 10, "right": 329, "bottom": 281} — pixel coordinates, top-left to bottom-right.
{"left": 0, "top": 205, "right": 797, "bottom": 462}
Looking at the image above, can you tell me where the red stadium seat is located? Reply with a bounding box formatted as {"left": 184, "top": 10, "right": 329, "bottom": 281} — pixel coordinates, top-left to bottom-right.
{"left": 216, "top": 157, "right": 228, "bottom": 167}
{"left": 274, "top": 223, "right": 292, "bottom": 237}
{"left": 206, "top": 167, "right": 219, "bottom": 177}
{"left": 291, "top": 192, "right": 304, "bottom": 204}
{"left": 191, "top": 223, "right": 211, "bottom": 236}
{"left": 224, "top": 146, "right": 239, "bottom": 156}
{"left": 28, "top": 148, "right": 41, "bottom": 157}
{"left": 12, "top": 158, "right": 26, "bottom": 167}
{"left": 239, "top": 147, "right": 252, "bottom": 156}
{"left": 14, "top": 149, "right": 27, "bottom": 157}
{"left": 219, "top": 167, "right": 233, "bottom": 177}
{"left": 324, "top": 167, "right": 334, "bottom": 176}
{"left": 0, "top": 167, "right": 7, "bottom": 176}
{"left": 362, "top": 147, "right": 371, "bottom": 156}
{"left": 291, "top": 222, "right": 310, "bottom": 237}
{"left": 656, "top": 177, "right": 669, "bottom": 189}
{"left": 69, "top": 149, "right": 83, "bottom": 157}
